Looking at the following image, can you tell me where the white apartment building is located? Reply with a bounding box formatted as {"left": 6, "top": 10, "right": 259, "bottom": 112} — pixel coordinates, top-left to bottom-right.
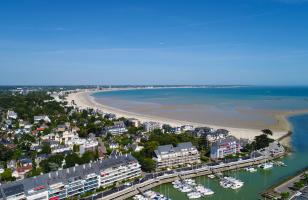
{"left": 153, "top": 142, "right": 201, "bottom": 170}
{"left": 0, "top": 155, "right": 141, "bottom": 200}
{"left": 143, "top": 121, "right": 161, "bottom": 132}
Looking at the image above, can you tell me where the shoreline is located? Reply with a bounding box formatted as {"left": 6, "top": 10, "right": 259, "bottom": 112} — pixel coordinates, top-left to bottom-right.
{"left": 65, "top": 88, "right": 308, "bottom": 142}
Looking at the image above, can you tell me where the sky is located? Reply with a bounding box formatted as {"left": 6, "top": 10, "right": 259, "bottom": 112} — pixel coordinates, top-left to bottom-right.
{"left": 0, "top": 0, "right": 308, "bottom": 85}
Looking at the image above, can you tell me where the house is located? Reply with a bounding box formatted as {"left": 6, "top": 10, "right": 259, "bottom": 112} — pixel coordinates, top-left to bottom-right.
{"left": 34, "top": 115, "right": 51, "bottom": 123}
{"left": 181, "top": 125, "right": 194, "bottom": 132}
{"left": 35, "top": 154, "right": 49, "bottom": 165}
{"left": 79, "top": 139, "right": 99, "bottom": 155}
{"left": 143, "top": 121, "right": 161, "bottom": 132}
{"left": 7, "top": 160, "right": 17, "bottom": 169}
{"left": 132, "top": 144, "right": 144, "bottom": 152}
{"left": 170, "top": 127, "right": 182, "bottom": 134}
{"left": 14, "top": 165, "right": 33, "bottom": 179}
{"left": 210, "top": 136, "right": 241, "bottom": 159}
{"left": 51, "top": 145, "right": 71, "bottom": 154}
{"left": 206, "top": 129, "right": 229, "bottom": 143}
{"left": 7, "top": 110, "right": 18, "bottom": 120}
{"left": 109, "top": 143, "right": 119, "bottom": 149}
{"left": 104, "top": 113, "right": 116, "bottom": 120}
{"left": 153, "top": 142, "right": 201, "bottom": 170}
{"left": 193, "top": 127, "right": 213, "bottom": 137}
{"left": 127, "top": 118, "right": 141, "bottom": 127}
{"left": 19, "top": 158, "right": 32, "bottom": 167}
{"left": 56, "top": 124, "right": 67, "bottom": 132}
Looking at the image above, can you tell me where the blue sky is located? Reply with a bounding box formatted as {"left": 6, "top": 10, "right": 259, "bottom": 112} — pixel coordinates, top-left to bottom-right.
{"left": 0, "top": 0, "right": 308, "bottom": 85}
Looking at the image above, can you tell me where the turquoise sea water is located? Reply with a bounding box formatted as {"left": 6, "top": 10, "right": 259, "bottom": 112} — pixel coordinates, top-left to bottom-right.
{"left": 93, "top": 87, "right": 308, "bottom": 199}
{"left": 93, "top": 87, "right": 308, "bottom": 110}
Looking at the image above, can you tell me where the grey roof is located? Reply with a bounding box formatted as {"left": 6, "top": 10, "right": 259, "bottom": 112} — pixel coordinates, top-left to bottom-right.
{"left": 176, "top": 142, "right": 193, "bottom": 149}
{"left": 0, "top": 154, "right": 137, "bottom": 198}
{"left": 156, "top": 144, "right": 174, "bottom": 154}
{"left": 2, "top": 183, "right": 24, "bottom": 197}
{"left": 212, "top": 136, "right": 239, "bottom": 147}
{"left": 155, "top": 142, "right": 195, "bottom": 156}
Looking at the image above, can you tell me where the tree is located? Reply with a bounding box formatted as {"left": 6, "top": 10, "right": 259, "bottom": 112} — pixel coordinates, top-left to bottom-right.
{"left": 80, "top": 151, "right": 96, "bottom": 164}
{"left": 73, "top": 144, "right": 80, "bottom": 153}
{"left": 40, "top": 154, "right": 65, "bottom": 173}
{"left": 162, "top": 124, "right": 172, "bottom": 133}
{"left": 41, "top": 143, "right": 51, "bottom": 154}
{"left": 26, "top": 167, "right": 43, "bottom": 178}
{"left": 0, "top": 168, "right": 15, "bottom": 182}
{"left": 132, "top": 152, "right": 156, "bottom": 172}
{"left": 294, "top": 180, "right": 305, "bottom": 190}
{"left": 280, "top": 192, "right": 289, "bottom": 199}
{"left": 252, "top": 133, "right": 274, "bottom": 150}
{"left": 0, "top": 144, "right": 14, "bottom": 162}
{"left": 65, "top": 153, "right": 80, "bottom": 168}
{"left": 262, "top": 129, "right": 273, "bottom": 136}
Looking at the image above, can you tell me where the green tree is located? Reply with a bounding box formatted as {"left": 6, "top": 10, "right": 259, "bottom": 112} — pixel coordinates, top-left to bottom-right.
{"left": 80, "top": 151, "right": 96, "bottom": 164}
{"left": 0, "top": 168, "right": 15, "bottom": 182}
{"left": 262, "top": 129, "right": 273, "bottom": 136}
{"left": 26, "top": 167, "right": 43, "bottom": 178}
{"left": 73, "top": 144, "right": 80, "bottom": 153}
{"left": 280, "top": 192, "right": 289, "bottom": 199}
{"left": 41, "top": 143, "right": 51, "bottom": 154}
{"left": 65, "top": 153, "right": 80, "bottom": 168}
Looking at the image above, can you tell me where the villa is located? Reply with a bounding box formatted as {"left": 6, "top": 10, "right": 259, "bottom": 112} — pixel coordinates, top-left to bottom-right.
{"left": 210, "top": 136, "right": 241, "bottom": 159}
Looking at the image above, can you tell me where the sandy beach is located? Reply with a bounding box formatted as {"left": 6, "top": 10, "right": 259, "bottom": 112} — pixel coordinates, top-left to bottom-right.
{"left": 64, "top": 88, "right": 305, "bottom": 141}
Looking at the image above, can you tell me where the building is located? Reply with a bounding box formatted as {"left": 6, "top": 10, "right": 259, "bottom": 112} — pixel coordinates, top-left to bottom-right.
{"left": 207, "top": 129, "right": 229, "bottom": 143}
{"left": 210, "top": 136, "right": 241, "bottom": 159}
{"left": 51, "top": 145, "right": 71, "bottom": 154}
{"left": 102, "top": 121, "right": 127, "bottom": 135}
{"left": 143, "top": 121, "right": 161, "bottom": 132}
{"left": 33, "top": 115, "right": 51, "bottom": 124}
{"left": 181, "top": 125, "right": 194, "bottom": 132}
{"left": 127, "top": 118, "right": 141, "bottom": 127}
{"left": 79, "top": 139, "right": 99, "bottom": 155}
{"left": 7, "top": 110, "right": 18, "bottom": 120}
{"left": 0, "top": 155, "right": 141, "bottom": 200}
{"left": 153, "top": 142, "right": 200, "bottom": 170}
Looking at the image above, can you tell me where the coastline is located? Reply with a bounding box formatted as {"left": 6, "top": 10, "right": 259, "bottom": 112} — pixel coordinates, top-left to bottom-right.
{"left": 65, "top": 88, "right": 307, "bottom": 142}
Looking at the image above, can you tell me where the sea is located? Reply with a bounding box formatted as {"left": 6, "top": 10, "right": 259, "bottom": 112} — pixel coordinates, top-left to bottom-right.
{"left": 93, "top": 86, "right": 308, "bottom": 199}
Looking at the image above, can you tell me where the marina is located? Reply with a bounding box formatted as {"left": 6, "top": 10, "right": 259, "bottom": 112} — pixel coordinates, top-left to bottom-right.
{"left": 153, "top": 115, "right": 308, "bottom": 200}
